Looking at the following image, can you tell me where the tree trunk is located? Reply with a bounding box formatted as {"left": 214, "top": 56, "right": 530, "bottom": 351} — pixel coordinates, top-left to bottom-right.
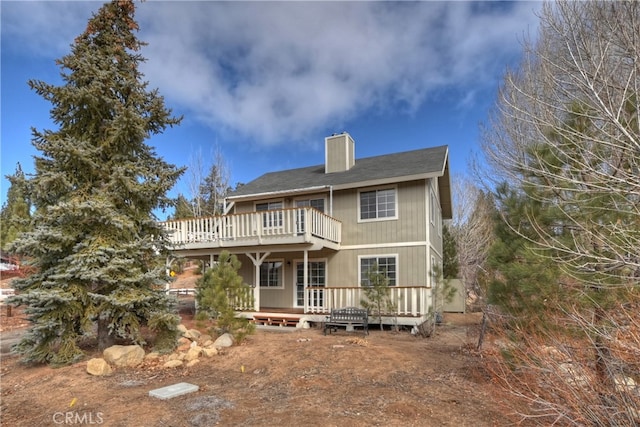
{"left": 97, "top": 317, "right": 115, "bottom": 350}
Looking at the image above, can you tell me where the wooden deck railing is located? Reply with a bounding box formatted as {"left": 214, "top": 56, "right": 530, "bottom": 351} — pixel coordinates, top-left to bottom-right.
{"left": 228, "top": 285, "right": 431, "bottom": 317}
{"left": 160, "top": 207, "right": 341, "bottom": 246}
{"left": 304, "top": 286, "right": 431, "bottom": 316}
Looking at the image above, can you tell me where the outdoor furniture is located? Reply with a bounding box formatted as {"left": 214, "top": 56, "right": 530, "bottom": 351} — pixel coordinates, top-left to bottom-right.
{"left": 324, "top": 307, "right": 368, "bottom": 336}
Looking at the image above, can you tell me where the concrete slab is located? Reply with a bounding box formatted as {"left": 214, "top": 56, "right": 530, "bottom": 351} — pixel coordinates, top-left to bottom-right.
{"left": 149, "top": 382, "right": 199, "bottom": 400}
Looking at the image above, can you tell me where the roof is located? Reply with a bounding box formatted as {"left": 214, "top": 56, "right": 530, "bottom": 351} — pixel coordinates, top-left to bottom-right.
{"left": 231, "top": 145, "right": 448, "bottom": 194}
{"left": 228, "top": 144, "right": 452, "bottom": 219}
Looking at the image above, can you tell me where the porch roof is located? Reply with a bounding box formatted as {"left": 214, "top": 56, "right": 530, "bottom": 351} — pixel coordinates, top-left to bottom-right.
{"left": 228, "top": 145, "right": 451, "bottom": 218}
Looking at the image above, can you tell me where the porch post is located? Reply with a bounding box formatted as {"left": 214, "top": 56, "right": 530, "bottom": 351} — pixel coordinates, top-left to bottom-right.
{"left": 246, "top": 252, "right": 271, "bottom": 312}
{"left": 303, "top": 249, "right": 308, "bottom": 312}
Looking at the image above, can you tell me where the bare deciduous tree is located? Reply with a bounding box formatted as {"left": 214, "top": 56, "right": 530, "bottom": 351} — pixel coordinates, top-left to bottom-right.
{"left": 449, "top": 174, "right": 494, "bottom": 306}
{"left": 480, "top": 0, "right": 640, "bottom": 286}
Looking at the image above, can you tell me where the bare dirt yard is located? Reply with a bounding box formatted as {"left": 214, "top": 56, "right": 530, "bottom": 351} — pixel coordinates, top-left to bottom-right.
{"left": 0, "top": 275, "right": 515, "bottom": 427}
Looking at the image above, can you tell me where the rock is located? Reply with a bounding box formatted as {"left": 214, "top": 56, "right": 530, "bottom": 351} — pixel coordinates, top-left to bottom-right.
{"left": 177, "top": 324, "right": 188, "bottom": 334}
{"left": 145, "top": 352, "right": 160, "bottom": 360}
{"left": 199, "top": 334, "right": 212, "bottom": 344}
{"left": 201, "top": 347, "right": 218, "bottom": 357}
{"left": 103, "top": 345, "right": 145, "bottom": 367}
{"left": 186, "top": 359, "right": 200, "bottom": 368}
{"left": 177, "top": 341, "right": 191, "bottom": 352}
{"left": 163, "top": 360, "right": 183, "bottom": 368}
{"left": 214, "top": 333, "right": 234, "bottom": 349}
{"left": 183, "top": 329, "right": 201, "bottom": 341}
{"left": 201, "top": 340, "right": 214, "bottom": 348}
{"left": 185, "top": 346, "right": 202, "bottom": 362}
{"left": 87, "top": 358, "right": 112, "bottom": 376}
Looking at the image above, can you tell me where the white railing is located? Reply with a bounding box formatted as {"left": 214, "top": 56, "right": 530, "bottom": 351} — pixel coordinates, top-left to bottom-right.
{"left": 305, "top": 286, "right": 431, "bottom": 317}
{"left": 160, "top": 207, "right": 341, "bottom": 247}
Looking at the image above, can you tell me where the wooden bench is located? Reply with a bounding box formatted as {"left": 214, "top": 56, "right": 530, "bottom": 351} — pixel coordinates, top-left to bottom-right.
{"left": 324, "top": 307, "right": 368, "bottom": 336}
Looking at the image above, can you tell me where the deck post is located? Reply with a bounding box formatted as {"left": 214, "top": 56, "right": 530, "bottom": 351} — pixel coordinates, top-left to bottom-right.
{"left": 246, "top": 251, "right": 270, "bottom": 312}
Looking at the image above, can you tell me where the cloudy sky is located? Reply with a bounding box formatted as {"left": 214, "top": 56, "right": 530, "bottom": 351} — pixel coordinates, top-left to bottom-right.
{"left": 1, "top": 1, "right": 542, "bottom": 217}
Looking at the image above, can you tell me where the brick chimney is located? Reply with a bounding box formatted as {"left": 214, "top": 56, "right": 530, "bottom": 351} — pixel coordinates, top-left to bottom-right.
{"left": 325, "top": 132, "right": 355, "bottom": 174}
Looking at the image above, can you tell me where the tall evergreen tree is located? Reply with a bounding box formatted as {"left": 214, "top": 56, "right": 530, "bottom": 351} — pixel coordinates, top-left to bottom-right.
{"left": 442, "top": 225, "right": 459, "bottom": 279}
{"left": 9, "top": 0, "right": 184, "bottom": 364}
{"left": 171, "top": 193, "right": 194, "bottom": 220}
{"left": 0, "top": 163, "right": 32, "bottom": 251}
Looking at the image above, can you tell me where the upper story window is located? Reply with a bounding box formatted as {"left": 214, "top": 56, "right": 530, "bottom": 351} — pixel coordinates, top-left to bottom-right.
{"left": 296, "top": 198, "right": 325, "bottom": 213}
{"left": 256, "top": 201, "right": 283, "bottom": 227}
{"left": 256, "top": 201, "right": 283, "bottom": 211}
{"left": 359, "top": 188, "right": 397, "bottom": 221}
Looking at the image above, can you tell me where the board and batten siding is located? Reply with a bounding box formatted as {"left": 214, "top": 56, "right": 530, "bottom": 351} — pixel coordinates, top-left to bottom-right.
{"left": 335, "top": 180, "right": 427, "bottom": 246}
{"left": 327, "top": 246, "right": 428, "bottom": 288}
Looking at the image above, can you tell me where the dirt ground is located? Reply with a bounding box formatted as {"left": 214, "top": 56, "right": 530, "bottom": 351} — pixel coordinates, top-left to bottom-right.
{"left": 0, "top": 274, "right": 516, "bottom": 427}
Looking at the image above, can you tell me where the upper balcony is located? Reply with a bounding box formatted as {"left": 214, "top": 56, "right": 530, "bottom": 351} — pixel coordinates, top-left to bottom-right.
{"left": 160, "top": 207, "right": 342, "bottom": 252}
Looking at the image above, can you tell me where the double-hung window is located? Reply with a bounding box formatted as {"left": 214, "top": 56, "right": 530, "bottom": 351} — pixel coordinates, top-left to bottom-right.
{"left": 359, "top": 188, "right": 396, "bottom": 221}
{"left": 259, "top": 261, "right": 282, "bottom": 288}
{"left": 256, "top": 201, "right": 283, "bottom": 228}
{"left": 360, "top": 256, "right": 397, "bottom": 286}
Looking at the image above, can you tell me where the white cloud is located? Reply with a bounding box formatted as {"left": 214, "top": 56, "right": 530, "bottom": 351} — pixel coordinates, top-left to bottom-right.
{"left": 2, "top": 1, "right": 541, "bottom": 146}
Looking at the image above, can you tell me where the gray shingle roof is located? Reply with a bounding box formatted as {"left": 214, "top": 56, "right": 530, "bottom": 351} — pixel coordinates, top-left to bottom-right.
{"left": 230, "top": 145, "right": 449, "bottom": 198}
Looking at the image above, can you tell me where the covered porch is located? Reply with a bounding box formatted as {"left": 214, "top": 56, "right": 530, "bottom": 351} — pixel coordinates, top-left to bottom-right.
{"left": 230, "top": 285, "right": 433, "bottom": 327}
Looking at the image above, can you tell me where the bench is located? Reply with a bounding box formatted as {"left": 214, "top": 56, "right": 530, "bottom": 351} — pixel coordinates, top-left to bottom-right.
{"left": 324, "top": 307, "right": 368, "bottom": 336}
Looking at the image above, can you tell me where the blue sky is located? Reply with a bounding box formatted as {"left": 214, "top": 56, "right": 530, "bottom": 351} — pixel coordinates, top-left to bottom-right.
{"left": 1, "top": 1, "right": 541, "bottom": 219}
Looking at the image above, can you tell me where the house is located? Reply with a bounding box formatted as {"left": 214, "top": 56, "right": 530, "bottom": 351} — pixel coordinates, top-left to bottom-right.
{"left": 161, "top": 132, "right": 452, "bottom": 328}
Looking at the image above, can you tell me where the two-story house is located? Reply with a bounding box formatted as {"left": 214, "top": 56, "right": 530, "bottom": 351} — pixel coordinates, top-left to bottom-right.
{"left": 162, "top": 132, "right": 452, "bottom": 328}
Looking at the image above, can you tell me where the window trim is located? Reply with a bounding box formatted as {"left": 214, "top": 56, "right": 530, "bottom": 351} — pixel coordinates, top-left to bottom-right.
{"left": 258, "top": 259, "right": 285, "bottom": 289}
{"left": 357, "top": 185, "right": 398, "bottom": 223}
{"left": 358, "top": 254, "right": 398, "bottom": 287}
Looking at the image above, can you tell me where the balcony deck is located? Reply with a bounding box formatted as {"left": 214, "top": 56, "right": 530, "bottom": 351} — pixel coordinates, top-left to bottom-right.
{"left": 160, "top": 207, "right": 341, "bottom": 252}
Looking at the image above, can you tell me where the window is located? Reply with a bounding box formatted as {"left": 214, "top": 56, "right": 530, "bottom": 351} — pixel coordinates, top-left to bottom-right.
{"left": 296, "top": 198, "right": 325, "bottom": 213}
{"left": 295, "top": 198, "right": 325, "bottom": 233}
{"left": 360, "top": 256, "right": 397, "bottom": 286}
{"left": 430, "top": 190, "right": 436, "bottom": 225}
{"left": 359, "top": 188, "right": 396, "bottom": 220}
{"left": 256, "top": 201, "right": 283, "bottom": 228}
{"left": 260, "top": 261, "right": 283, "bottom": 288}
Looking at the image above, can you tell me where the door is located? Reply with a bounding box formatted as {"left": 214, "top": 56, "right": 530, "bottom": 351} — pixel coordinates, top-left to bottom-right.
{"left": 295, "top": 260, "right": 326, "bottom": 308}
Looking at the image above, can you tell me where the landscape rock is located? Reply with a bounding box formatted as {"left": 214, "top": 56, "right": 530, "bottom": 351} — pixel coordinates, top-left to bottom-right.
{"left": 177, "top": 324, "right": 188, "bottom": 334}
{"left": 201, "top": 339, "right": 214, "bottom": 348}
{"left": 199, "top": 334, "right": 212, "bottom": 344}
{"left": 201, "top": 347, "right": 218, "bottom": 357}
{"left": 214, "top": 333, "right": 234, "bottom": 349}
{"left": 185, "top": 346, "right": 202, "bottom": 362}
{"left": 145, "top": 352, "right": 160, "bottom": 360}
{"left": 86, "top": 358, "right": 112, "bottom": 376}
{"left": 163, "top": 360, "right": 183, "bottom": 368}
{"left": 103, "top": 345, "right": 145, "bottom": 367}
{"left": 183, "top": 329, "right": 201, "bottom": 341}
{"left": 186, "top": 359, "right": 200, "bottom": 368}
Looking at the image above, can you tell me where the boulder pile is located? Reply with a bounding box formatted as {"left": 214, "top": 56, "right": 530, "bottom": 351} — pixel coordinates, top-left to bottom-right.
{"left": 86, "top": 324, "right": 234, "bottom": 376}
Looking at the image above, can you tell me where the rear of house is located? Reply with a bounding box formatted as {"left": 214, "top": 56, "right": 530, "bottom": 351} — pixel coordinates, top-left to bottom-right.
{"left": 161, "top": 133, "right": 452, "bottom": 327}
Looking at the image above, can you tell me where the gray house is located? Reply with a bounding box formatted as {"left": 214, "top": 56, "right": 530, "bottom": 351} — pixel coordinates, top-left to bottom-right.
{"left": 161, "top": 133, "right": 452, "bottom": 327}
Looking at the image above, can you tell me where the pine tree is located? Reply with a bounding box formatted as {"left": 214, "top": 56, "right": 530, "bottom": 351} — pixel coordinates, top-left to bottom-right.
{"left": 171, "top": 193, "right": 194, "bottom": 219}
{"left": 360, "top": 263, "right": 395, "bottom": 330}
{"left": 0, "top": 163, "right": 32, "bottom": 251}
{"left": 442, "top": 225, "right": 458, "bottom": 279}
{"left": 195, "top": 251, "right": 255, "bottom": 341}
{"left": 9, "top": 0, "right": 184, "bottom": 364}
